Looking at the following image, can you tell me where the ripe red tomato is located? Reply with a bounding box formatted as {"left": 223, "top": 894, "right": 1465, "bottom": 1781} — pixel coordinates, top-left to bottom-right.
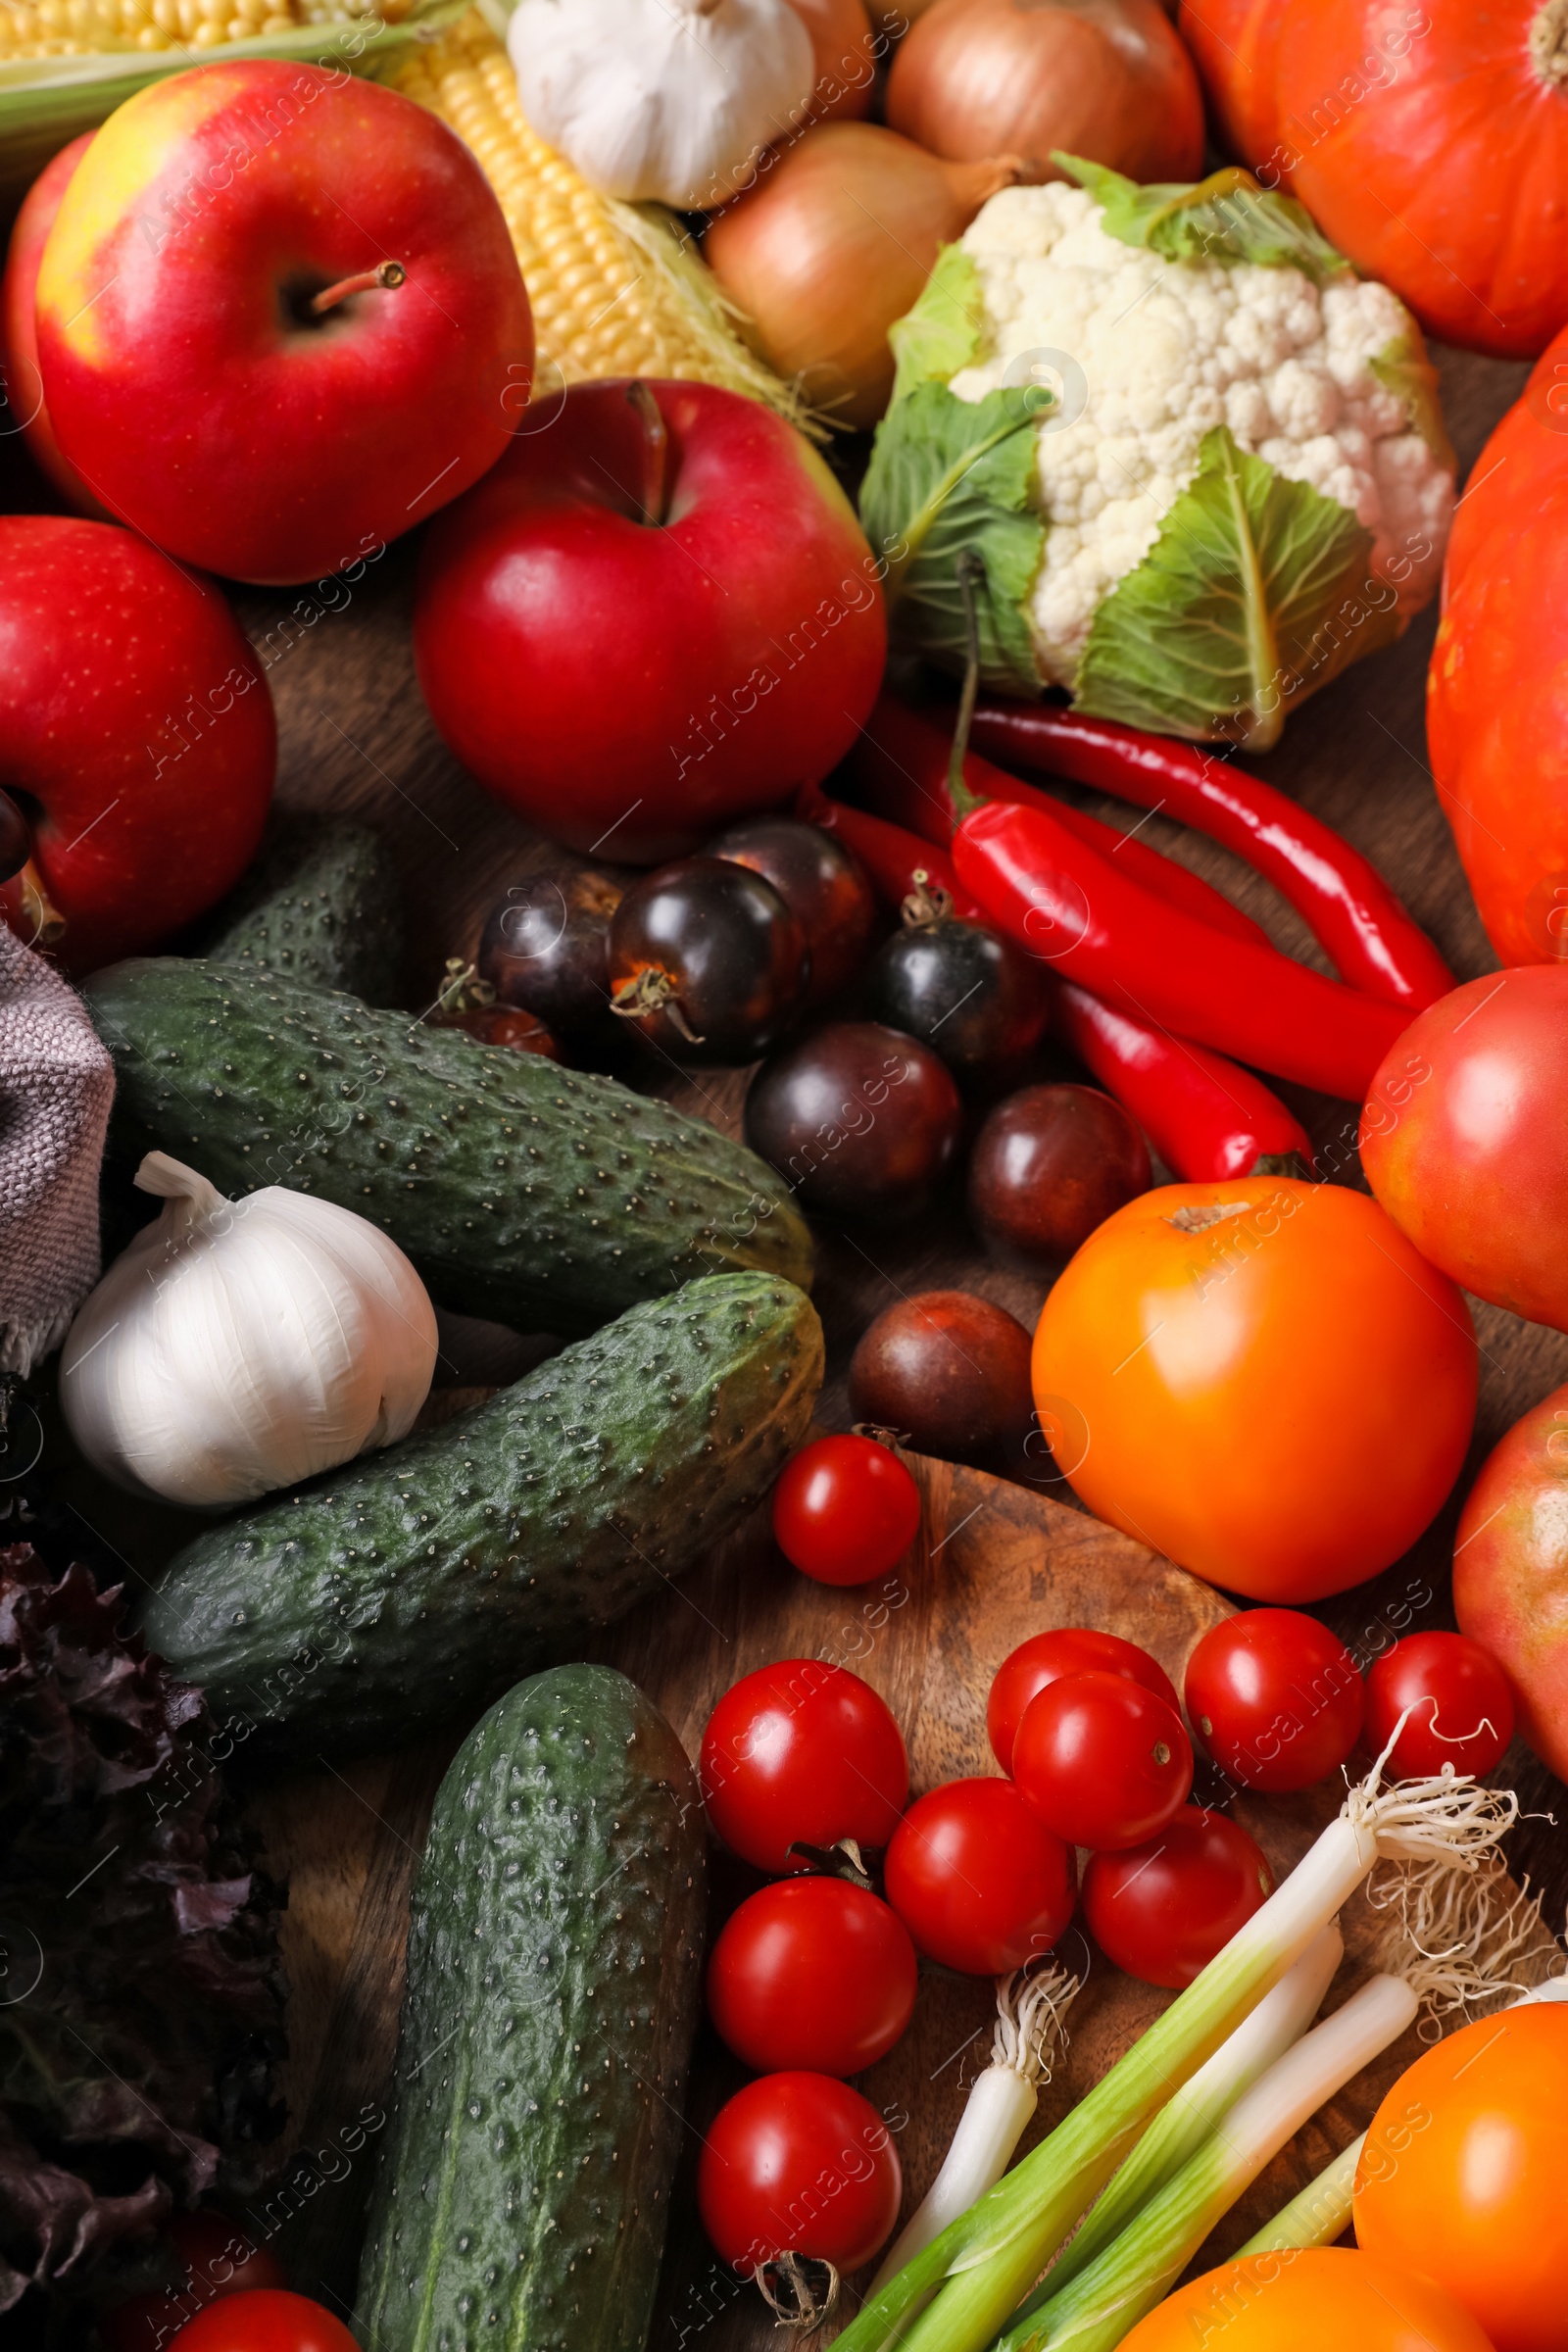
{"left": 1364, "top": 1632, "right": 1516, "bottom": 1782}
{"left": 1082, "top": 1807, "right": 1274, "bottom": 1989}
{"left": 1354, "top": 1999, "right": 1568, "bottom": 2352}
{"left": 168, "top": 2291, "right": 358, "bottom": 2352}
{"left": 1033, "top": 1180, "right": 1477, "bottom": 1602}
{"left": 883, "top": 1777, "right": 1075, "bottom": 1975}
{"left": 1012, "top": 1672, "right": 1193, "bottom": 1852}
{"left": 771, "top": 1435, "right": 921, "bottom": 1587}
{"left": 697, "top": 2073, "right": 902, "bottom": 2275}
{"left": 100, "top": 2216, "right": 288, "bottom": 2352}
{"left": 1184, "top": 1610, "right": 1363, "bottom": 1794}
{"left": 700, "top": 1659, "right": 908, "bottom": 1874}
{"left": 988, "top": 1629, "right": 1178, "bottom": 1777}
{"left": 707, "top": 1878, "right": 917, "bottom": 2076}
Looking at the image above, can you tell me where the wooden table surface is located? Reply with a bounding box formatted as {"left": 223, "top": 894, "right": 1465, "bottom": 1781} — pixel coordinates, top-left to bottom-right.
{"left": 31, "top": 334, "right": 1568, "bottom": 2345}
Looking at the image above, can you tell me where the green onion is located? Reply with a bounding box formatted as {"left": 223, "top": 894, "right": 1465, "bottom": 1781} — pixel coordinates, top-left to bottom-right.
{"left": 830, "top": 1760, "right": 1516, "bottom": 2352}
{"left": 1037, "top": 1923, "right": 1342, "bottom": 2303}
{"left": 1233, "top": 2134, "right": 1363, "bottom": 2260}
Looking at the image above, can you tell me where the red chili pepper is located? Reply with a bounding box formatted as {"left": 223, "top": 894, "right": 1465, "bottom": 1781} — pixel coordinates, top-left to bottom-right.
{"left": 801, "top": 783, "right": 1312, "bottom": 1180}
{"left": 847, "top": 697, "right": 1270, "bottom": 952}
{"left": 967, "top": 703, "right": 1453, "bottom": 1010}
{"left": 954, "top": 797, "right": 1409, "bottom": 1100}
{"left": 1050, "top": 982, "right": 1310, "bottom": 1181}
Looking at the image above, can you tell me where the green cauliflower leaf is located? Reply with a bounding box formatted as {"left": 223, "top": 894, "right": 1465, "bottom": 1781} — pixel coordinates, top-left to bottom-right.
{"left": 1058, "top": 155, "right": 1356, "bottom": 289}
{"left": 1074, "top": 425, "right": 1403, "bottom": 751}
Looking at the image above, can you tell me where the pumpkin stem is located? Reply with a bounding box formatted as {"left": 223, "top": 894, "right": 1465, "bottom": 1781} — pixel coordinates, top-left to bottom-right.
{"left": 1532, "top": 0, "right": 1568, "bottom": 86}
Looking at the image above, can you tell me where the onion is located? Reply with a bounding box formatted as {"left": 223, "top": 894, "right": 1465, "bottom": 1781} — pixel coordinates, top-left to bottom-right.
{"left": 886, "top": 0, "right": 1204, "bottom": 186}
{"left": 705, "top": 123, "right": 1021, "bottom": 428}
{"left": 786, "top": 0, "right": 880, "bottom": 121}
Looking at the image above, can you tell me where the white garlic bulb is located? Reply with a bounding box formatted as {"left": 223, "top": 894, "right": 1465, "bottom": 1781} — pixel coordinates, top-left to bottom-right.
{"left": 509, "top": 0, "right": 815, "bottom": 211}
{"left": 61, "top": 1153, "right": 438, "bottom": 1509}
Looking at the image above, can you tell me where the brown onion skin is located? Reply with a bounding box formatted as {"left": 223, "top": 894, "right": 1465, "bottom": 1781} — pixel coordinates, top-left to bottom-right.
{"left": 786, "top": 0, "right": 879, "bottom": 122}
{"left": 968, "top": 1082, "right": 1152, "bottom": 1271}
{"left": 705, "top": 124, "right": 1020, "bottom": 427}
{"left": 887, "top": 0, "right": 1204, "bottom": 186}
{"left": 850, "top": 1290, "right": 1035, "bottom": 1463}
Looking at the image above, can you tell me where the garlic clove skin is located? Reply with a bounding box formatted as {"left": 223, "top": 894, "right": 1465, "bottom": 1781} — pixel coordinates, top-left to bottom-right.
{"left": 61, "top": 1152, "right": 439, "bottom": 1510}
{"left": 509, "top": 0, "right": 816, "bottom": 212}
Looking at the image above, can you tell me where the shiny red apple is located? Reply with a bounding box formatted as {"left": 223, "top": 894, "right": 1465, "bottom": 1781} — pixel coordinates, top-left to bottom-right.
{"left": 413, "top": 377, "right": 888, "bottom": 860}
{"left": 0, "top": 515, "right": 274, "bottom": 972}
{"left": 33, "top": 62, "right": 531, "bottom": 585}
{"left": 1, "top": 130, "right": 103, "bottom": 515}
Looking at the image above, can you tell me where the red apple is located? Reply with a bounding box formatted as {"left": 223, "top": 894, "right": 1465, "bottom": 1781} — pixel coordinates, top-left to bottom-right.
{"left": 1361, "top": 966, "right": 1568, "bottom": 1331}
{"left": 1453, "top": 1381, "right": 1568, "bottom": 1783}
{"left": 0, "top": 515, "right": 274, "bottom": 972}
{"left": 414, "top": 377, "right": 887, "bottom": 860}
{"left": 1, "top": 131, "right": 104, "bottom": 515}
{"left": 34, "top": 63, "right": 531, "bottom": 585}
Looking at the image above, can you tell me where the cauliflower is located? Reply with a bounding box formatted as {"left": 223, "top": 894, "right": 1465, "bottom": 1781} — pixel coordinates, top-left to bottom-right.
{"left": 858, "top": 163, "right": 1457, "bottom": 749}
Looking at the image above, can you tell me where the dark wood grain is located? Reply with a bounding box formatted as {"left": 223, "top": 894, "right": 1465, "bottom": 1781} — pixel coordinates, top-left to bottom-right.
{"left": 60, "top": 334, "right": 1566, "bottom": 2339}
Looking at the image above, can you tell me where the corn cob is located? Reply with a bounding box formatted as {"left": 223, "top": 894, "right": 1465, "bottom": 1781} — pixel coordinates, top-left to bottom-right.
{"left": 384, "top": 10, "right": 818, "bottom": 429}
{"left": 0, "top": 0, "right": 409, "bottom": 57}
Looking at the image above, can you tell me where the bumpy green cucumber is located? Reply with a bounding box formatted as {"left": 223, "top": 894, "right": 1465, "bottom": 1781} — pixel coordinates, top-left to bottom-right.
{"left": 197, "top": 813, "right": 405, "bottom": 1001}
{"left": 84, "top": 958, "right": 813, "bottom": 1334}
{"left": 356, "top": 1663, "right": 705, "bottom": 2352}
{"left": 136, "top": 1272, "right": 822, "bottom": 1762}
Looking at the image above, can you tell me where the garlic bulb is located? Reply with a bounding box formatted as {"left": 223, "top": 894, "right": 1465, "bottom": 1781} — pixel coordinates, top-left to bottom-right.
{"left": 61, "top": 1153, "right": 438, "bottom": 1509}
{"left": 508, "top": 0, "right": 816, "bottom": 211}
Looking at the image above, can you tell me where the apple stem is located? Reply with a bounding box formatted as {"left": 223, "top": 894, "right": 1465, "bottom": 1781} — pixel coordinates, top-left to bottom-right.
{"left": 625, "top": 380, "right": 670, "bottom": 528}
{"left": 310, "top": 259, "right": 407, "bottom": 317}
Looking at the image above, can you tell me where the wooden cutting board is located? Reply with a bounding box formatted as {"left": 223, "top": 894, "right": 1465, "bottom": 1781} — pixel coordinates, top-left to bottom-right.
{"left": 246, "top": 1448, "right": 1520, "bottom": 2347}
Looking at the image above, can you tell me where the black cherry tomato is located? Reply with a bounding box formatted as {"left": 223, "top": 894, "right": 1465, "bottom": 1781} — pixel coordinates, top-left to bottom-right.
{"left": 608, "top": 857, "right": 807, "bottom": 1062}
{"left": 745, "top": 1020, "right": 963, "bottom": 1221}
{"left": 708, "top": 815, "right": 876, "bottom": 1010}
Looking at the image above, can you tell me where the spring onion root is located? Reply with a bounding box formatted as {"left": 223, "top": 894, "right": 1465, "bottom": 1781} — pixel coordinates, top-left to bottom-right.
{"left": 873, "top": 1961, "right": 1080, "bottom": 2294}
{"left": 830, "top": 1752, "right": 1518, "bottom": 2352}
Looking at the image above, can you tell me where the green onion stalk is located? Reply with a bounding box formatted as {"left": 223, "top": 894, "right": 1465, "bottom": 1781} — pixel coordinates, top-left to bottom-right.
{"left": 830, "top": 1754, "right": 1517, "bottom": 2352}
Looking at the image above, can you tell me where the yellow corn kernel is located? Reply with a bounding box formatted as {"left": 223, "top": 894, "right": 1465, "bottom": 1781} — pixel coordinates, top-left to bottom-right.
{"left": 386, "top": 12, "right": 816, "bottom": 431}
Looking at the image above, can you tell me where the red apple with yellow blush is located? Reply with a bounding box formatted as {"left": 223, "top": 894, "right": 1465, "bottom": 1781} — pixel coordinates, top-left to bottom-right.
{"left": 34, "top": 61, "right": 531, "bottom": 585}
{"left": 1, "top": 131, "right": 103, "bottom": 516}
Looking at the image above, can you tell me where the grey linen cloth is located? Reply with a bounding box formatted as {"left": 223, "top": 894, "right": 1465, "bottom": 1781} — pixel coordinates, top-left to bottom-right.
{"left": 0, "top": 930, "right": 113, "bottom": 1375}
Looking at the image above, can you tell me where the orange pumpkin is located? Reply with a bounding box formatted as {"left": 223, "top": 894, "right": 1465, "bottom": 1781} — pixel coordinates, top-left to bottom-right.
{"left": 1428, "top": 321, "right": 1568, "bottom": 962}
{"left": 1178, "top": 0, "right": 1568, "bottom": 359}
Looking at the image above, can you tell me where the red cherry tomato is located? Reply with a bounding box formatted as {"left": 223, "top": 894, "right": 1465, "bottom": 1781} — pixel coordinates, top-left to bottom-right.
{"left": 708, "top": 1878, "right": 918, "bottom": 2076}
{"left": 697, "top": 2073, "right": 902, "bottom": 2275}
{"left": 1083, "top": 1807, "right": 1275, "bottom": 1988}
{"left": 771, "top": 1435, "right": 922, "bottom": 1587}
{"left": 700, "top": 1659, "right": 908, "bottom": 1874}
{"left": 1013, "top": 1671, "right": 1193, "bottom": 1851}
{"left": 99, "top": 2216, "right": 289, "bottom": 2352}
{"left": 168, "top": 2291, "right": 358, "bottom": 2352}
{"left": 988, "top": 1629, "right": 1179, "bottom": 1776}
{"left": 1364, "top": 1631, "right": 1516, "bottom": 1780}
{"left": 883, "top": 1777, "right": 1076, "bottom": 1975}
{"left": 1184, "top": 1609, "right": 1364, "bottom": 1794}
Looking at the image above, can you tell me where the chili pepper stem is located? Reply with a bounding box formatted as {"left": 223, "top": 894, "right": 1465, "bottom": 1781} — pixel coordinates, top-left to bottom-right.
{"left": 947, "top": 552, "right": 990, "bottom": 822}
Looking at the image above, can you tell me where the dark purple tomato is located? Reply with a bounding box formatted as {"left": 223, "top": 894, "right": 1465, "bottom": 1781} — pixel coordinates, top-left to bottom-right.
{"left": 745, "top": 1021, "right": 963, "bottom": 1220}
{"left": 865, "top": 914, "right": 1048, "bottom": 1075}
{"left": 968, "top": 1082, "right": 1152, "bottom": 1271}
{"left": 608, "top": 857, "right": 808, "bottom": 1063}
{"left": 478, "top": 854, "right": 625, "bottom": 1041}
{"left": 427, "top": 1003, "right": 564, "bottom": 1058}
{"left": 849, "top": 1290, "right": 1034, "bottom": 1464}
{"left": 707, "top": 816, "right": 877, "bottom": 1010}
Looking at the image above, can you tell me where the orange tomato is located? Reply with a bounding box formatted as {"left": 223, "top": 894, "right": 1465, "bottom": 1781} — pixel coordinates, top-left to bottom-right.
{"left": 1119, "top": 2248, "right": 1494, "bottom": 2352}
{"left": 1031, "top": 1180, "right": 1477, "bottom": 1601}
{"left": 1353, "top": 2000, "right": 1568, "bottom": 2352}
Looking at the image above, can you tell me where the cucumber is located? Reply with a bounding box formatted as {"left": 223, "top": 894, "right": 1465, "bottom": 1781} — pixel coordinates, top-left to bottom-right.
{"left": 356, "top": 1663, "right": 705, "bottom": 2352}
{"left": 195, "top": 813, "right": 405, "bottom": 1002}
{"left": 136, "top": 1271, "right": 822, "bottom": 1762}
{"left": 83, "top": 957, "right": 813, "bottom": 1335}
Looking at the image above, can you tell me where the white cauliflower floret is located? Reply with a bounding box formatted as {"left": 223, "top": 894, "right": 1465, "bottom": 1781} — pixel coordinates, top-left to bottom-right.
{"left": 946, "top": 182, "right": 1453, "bottom": 687}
